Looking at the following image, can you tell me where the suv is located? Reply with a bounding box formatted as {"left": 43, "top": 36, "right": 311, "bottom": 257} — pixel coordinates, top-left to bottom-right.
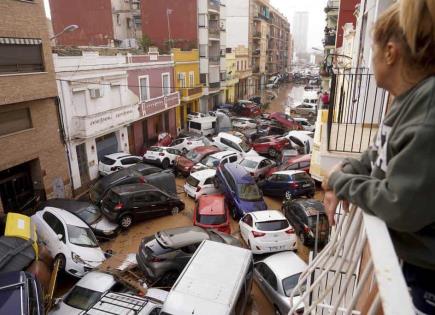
{"left": 282, "top": 199, "right": 329, "bottom": 247}
{"left": 0, "top": 271, "right": 44, "bottom": 315}
{"left": 212, "top": 132, "right": 258, "bottom": 157}
{"left": 136, "top": 226, "right": 240, "bottom": 285}
{"left": 143, "top": 146, "right": 181, "bottom": 169}
{"left": 101, "top": 183, "right": 185, "bottom": 229}
{"left": 268, "top": 112, "right": 303, "bottom": 130}
{"left": 258, "top": 170, "right": 315, "bottom": 198}
{"left": 215, "top": 163, "right": 267, "bottom": 219}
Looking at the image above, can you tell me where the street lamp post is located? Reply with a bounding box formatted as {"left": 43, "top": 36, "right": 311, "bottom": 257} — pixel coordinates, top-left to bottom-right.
{"left": 50, "top": 24, "right": 79, "bottom": 41}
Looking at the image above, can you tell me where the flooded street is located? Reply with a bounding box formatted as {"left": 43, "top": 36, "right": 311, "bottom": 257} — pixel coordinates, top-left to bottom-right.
{"left": 54, "top": 83, "right": 324, "bottom": 315}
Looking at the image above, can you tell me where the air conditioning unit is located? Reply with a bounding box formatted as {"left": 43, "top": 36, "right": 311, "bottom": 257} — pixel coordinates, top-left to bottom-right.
{"left": 89, "top": 88, "right": 103, "bottom": 98}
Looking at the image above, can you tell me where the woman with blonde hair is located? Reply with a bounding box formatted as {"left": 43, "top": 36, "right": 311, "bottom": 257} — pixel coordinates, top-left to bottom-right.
{"left": 322, "top": 0, "right": 435, "bottom": 313}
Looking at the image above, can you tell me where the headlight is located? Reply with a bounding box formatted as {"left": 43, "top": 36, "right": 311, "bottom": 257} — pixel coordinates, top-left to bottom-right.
{"left": 71, "top": 252, "right": 86, "bottom": 264}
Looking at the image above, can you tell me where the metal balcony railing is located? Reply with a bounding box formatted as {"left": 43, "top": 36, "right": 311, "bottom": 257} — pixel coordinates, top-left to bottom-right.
{"left": 324, "top": 34, "right": 336, "bottom": 47}
{"left": 289, "top": 205, "right": 414, "bottom": 315}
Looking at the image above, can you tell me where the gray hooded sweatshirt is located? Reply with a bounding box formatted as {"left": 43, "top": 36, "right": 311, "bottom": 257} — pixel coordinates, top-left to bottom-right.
{"left": 329, "top": 75, "right": 435, "bottom": 270}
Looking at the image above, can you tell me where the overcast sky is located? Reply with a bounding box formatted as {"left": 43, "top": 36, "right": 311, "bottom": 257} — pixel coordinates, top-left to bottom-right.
{"left": 44, "top": 0, "right": 326, "bottom": 51}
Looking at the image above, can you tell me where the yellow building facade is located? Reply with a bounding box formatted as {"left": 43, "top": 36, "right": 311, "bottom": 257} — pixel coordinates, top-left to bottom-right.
{"left": 225, "top": 49, "right": 239, "bottom": 103}
{"left": 172, "top": 48, "right": 203, "bottom": 131}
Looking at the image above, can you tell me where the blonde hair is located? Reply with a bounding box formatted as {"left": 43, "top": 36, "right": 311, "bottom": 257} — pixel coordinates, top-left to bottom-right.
{"left": 373, "top": 0, "right": 435, "bottom": 71}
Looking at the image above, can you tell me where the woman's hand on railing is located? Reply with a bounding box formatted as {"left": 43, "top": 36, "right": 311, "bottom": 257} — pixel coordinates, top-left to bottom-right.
{"left": 324, "top": 191, "right": 350, "bottom": 225}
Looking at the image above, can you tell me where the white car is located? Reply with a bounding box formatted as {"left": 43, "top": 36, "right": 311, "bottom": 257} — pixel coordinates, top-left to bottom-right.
{"left": 191, "top": 150, "right": 242, "bottom": 173}
{"left": 187, "top": 112, "right": 207, "bottom": 120}
{"left": 32, "top": 208, "right": 106, "bottom": 277}
{"left": 294, "top": 118, "right": 315, "bottom": 132}
{"left": 231, "top": 117, "right": 257, "bottom": 130}
{"left": 184, "top": 169, "right": 220, "bottom": 199}
{"left": 169, "top": 137, "right": 204, "bottom": 154}
{"left": 239, "top": 156, "right": 276, "bottom": 180}
{"left": 98, "top": 153, "right": 143, "bottom": 176}
{"left": 239, "top": 210, "right": 297, "bottom": 254}
{"left": 284, "top": 130, "right": 314, "bottom": 154}
{"left": 143, "top": 146, "right": 182, "bottom": 169}
{"left": 212, "top": 132, "right": 258, "bottom": 157}
{"left": 254, "top": 251, "right": 307, "bottom": 315}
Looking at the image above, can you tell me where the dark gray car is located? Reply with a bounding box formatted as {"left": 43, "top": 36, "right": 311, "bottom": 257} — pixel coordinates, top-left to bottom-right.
{"left": 137, "top": 226, "right": 240, "bottom": 285}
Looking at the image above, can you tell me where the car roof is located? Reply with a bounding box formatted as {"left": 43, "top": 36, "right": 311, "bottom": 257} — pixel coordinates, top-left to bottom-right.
{"left": 242, "top": 156, "right": 267, "bottom": 163}
{"left": 273, "top": 170, "right": 306, "bottom": 176}
{"left": 262, "top": 251, "right": 307, "bottom": 280}
{"left": 75, "top": 271, "right": 116, "bottom": 292}
{"left": 217, "top": 132, "right": 243, "bottom": 144}
{"left": 193, "top": 146, "right": 220, "bottom": 154}
{"left": 209, "top": 150, "right": 236, "bottom": 159}
{"left": 39, "top": 199, "right": 95, "bottom": 213}
{"left": 111, "top": 183, "right": 158, "bottom": 195}
{"left": 104, "top": 153, "right": 131, "bottom": 159}
{"left": 191, "top": 169, "right": 216, "bottom": 180}
{"left": 223, "top": 163, "right": 254, "bottom": 184}
{"left": 294, "top": 199, "right": 325, "bottom": 215}
{"left": 42, "top": 207, "right": 89, "bottom": 228}
{"left": 250, "top": 210, "right": 285, "bottom": 222}
{"left": 198, "top": 195, "right": 226, "bottom": 215}
{"left": 156, "top": 226, "right": 209, "bottom": 248}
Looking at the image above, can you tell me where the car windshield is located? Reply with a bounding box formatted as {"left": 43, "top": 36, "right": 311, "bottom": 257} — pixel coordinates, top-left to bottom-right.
{"left": 186, "top": 175, "right": 200, "bottom": 187}
{"left": 196, "top": 212, "right": 226, "bottom": 225}
{"left": 282, "top": 273, "right": 306, "bottom": 297}
{"left": 77, "top": 206, "right": 101, "bottom": 225}
{"left": 237, "top": 183, "right": 262, "bottom": 201}
{"left": 185, "top": 150, "right": 200, "bottom": 162}
{"left": 201, "top": 155, "right": 219, "bottom": 167}
{"left": 64, "top": 286, "right": 103, "bottom": 310}
{"left": 67, "top": 225, "right": 98, "bottom": 247}
{"left": 240, "top": 159, "right": 259, "bottom": 169}
{"left": 255, "top": 220, "right": 289, "bottom": 231}
{"left": 293, "top": 173, "right": 311, "bottom": 181}
{"left": 239, "top": 141, "right": 251, "bottom": 153}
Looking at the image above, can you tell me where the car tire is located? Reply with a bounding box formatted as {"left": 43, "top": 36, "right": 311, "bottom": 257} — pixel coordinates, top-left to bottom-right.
{"left": 120, "top": 215, "right": 133, "bottom": 229}
{"left": 171, "top": 206, "right": 179, "bottom": 216}
{"left": 162, "top": 158, "right": 170, "bottom": 169}
{"left": 268, "top": 148, "right": 277, "bottom": 157}
{"left": 55, "top": 254, "right": 66, "bottom": 271}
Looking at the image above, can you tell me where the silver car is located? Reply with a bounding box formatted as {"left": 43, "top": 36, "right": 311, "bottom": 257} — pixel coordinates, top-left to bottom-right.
{"left": 254, "top": 251, "right": 307, "bottom": 315}
{"left": 136, "top": 226, "right": 240, "bottom": 285}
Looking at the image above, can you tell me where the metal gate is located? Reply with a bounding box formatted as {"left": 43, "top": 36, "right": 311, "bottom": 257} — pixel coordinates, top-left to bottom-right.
{"left": 76, "top": 143, "right": 90, "bottom": 186}
{"left": 96, "top": 133, "right": 119, "bottom": 160}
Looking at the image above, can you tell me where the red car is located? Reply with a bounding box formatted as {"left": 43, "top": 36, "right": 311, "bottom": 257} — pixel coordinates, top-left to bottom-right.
{"left": 268, "top": 112, "right": 303, "bottom": 130}
{"left": 266, "top": 154, "right": 312, "bottom": 177}
{"left": 233, "top": 101, "right": 262, "bottom": 117}
{"left": 193, "top": 194, "right": 231, "bottom": 234}
{"left": 174, "top": 146, "right": 220, "bottom": 176}
{"left": 251, "top": 136, "right": 290, "bottom": 157}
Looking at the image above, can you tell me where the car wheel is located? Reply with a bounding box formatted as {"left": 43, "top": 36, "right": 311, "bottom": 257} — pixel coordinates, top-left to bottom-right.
{"left": 162, "top": 158, "right": 170, "bottom": 169}
{"left": 120, "top": 215, "right": 133, "bottom": 229}
{"left": 171, "top": 206, "right": 180, "bottom": 216}
{"left": 55, "top": 254, "right": 66, "bottom": 271}
{"left": 274, "top": 306, "right": 282, "bottom": 315}
{"left": 268, "top": 148, "right": 277, "bottom": 157}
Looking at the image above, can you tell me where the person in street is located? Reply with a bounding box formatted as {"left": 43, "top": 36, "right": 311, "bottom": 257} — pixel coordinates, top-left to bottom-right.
{"left": 322, "top": 0, "right": 435, "bottom": 313}
{"left": 321, "top": 91, "right": 330, "bottom": 108}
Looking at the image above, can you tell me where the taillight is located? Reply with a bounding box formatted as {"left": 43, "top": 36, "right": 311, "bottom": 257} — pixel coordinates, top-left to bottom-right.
{"left": 252, "top": 230, "right": 266, "bottom": 238}
{"left": 150, "top": 256, "right": 166, "bottom": 263}
{"left": 290, "top": 182, "right": 299, "bottom": 189}
{"left": 159, "top": 153, "right": 165, "bottom": 156}
{"left": 114, "top": 202, "right": 124, "bottom": 210}
{"left": 285, "top": 228, "right": 295, "bottom": 234}
{"left": 303, "top": 225, "right": 311, "bottom": 233}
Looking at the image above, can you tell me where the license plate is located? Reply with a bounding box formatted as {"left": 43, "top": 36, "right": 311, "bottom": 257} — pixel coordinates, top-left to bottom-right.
{"left": 270, "top": 245, "right": 285, "bottom": 251}
{"left": 146, "top": 156, "right": 156, "bottom": 160}
{"left": 303, "top": 183, "right": 311, "bottom": 188}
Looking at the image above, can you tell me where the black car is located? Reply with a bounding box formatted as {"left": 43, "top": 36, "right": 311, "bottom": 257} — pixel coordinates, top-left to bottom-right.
{"left": 89, "top": 163, "right": 165, "bottom": 205}
{"left": 282, "top": 199, "right": 329, "bottom": 247}
{"left": 101, "top": 183, "right": 185, "bottom": 229}
{"left": 37, "top": 199, "right": 119, "bottom": 240}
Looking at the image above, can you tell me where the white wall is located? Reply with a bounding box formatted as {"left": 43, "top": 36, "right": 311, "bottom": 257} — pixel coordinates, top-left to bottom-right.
{"left": 226, "top": 0, "right": 249, "bottom": 48}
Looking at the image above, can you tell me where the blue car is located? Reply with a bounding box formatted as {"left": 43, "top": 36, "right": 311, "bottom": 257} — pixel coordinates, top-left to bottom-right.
{"left": 215, "top": 163, "right": 267, "bottom": 219}
{"left": 258, "top": 170, "right": 315, "bottom": 198}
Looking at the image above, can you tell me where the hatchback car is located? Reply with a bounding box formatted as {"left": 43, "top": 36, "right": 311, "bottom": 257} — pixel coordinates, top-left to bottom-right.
{"left": 191, "top": 150, "right": 242, "bottom": 173}
{"left": 212, "top": 132, "right": 258, "bottom": 157}
{"left": 294, "top": 117, "right": 315, "bottom": 131}
{"left": 282, "top": 199, "right": 329, "bottom": 247}
{"left": 268, "top": 112, "right": 302, "bottom": 130}
{"left": 169, "top": 137, "right": 204, "bottom": 154}
{"left": 290, "top": 104, "right": 317, "bottom": 120}
{"left": 239, "top": 156, "right": 276, "bottom": 180}
{"left": 183, "top": 169, "right": 219, "bottom": 199}
{"left": 136, "top": 226, "right": 240, "bottom": 285}
{"left": 37, "top": 199, "right": 119, "bottom": 240}
{"left": 174, "top": 146, "right": 220, "bottom": 176}
{"left": 215, "top": 163, "right": 267, "bottom": 219}
{"left": 259, "top": 170, "right": 315, "bottom": 199}
{"left": 254, "top": 251, "right": 307, "bottom": 315}
{"left": 251, "top": 136, "right": 289, "bottom": 157}
{"left": 143, "top": 146, "right": 181, "bottom": 169}
{"left": 239, "top": 210, "right": 296, "bottom": 254}
{"left": 232, "top": 101, "right": 262, "bottom": 117}
{"left": 231, "top": 117, "right": 257, "bottom": 130}
{"left": 101, "top": 183, "right": 185, "bottom": 229}
{"left": 98, "top": 153, "right": 143, "bottom": 176}
{"left": 267, "top": 154, "right": 312, "bottom": 177}
{"left": 32, "top": 208, "right": 106, "bottom": 277}
{"left": 193, "top": 194, "right": 231, "bottom": 234}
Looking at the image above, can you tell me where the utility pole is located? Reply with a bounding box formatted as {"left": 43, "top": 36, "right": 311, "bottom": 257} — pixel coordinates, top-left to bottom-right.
{"left": 166, "top": 8, "right": 173, "bottom": 50}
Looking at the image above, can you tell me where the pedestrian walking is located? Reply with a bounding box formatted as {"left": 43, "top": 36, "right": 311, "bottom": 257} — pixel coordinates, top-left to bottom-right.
{"left": 322, "top": 0, "right": 435, "bottom": 313}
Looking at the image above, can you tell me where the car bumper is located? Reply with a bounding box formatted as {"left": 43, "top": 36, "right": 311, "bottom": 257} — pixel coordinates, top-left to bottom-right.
{"left": 143, "top": 157, "right": 163, "bottom": 166}
{"left": 249, "top": 237, "right": 297, "bottom": 254}
{"left": 65, "top": 258, "right": 104, "bottom": 278}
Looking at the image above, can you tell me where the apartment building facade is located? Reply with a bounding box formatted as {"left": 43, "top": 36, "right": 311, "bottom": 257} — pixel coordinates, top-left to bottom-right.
{"left": 267, "top": 7, "right": 291, "bottom": 76}
{"left": 234, "top": 45, "right": 253, "bottom": 100}
{"left": 224, "top": 48, "right": 238, "bottom": 103}
{"left": 0, "top": 0, "right": 71, "bottom": 213}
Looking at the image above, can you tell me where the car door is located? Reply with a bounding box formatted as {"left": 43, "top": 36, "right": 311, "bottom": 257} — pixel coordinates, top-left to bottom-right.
{"left": 132, "top": 192, "right": 166, "bottom": 219}
{"left": 41, "top": 211, "right": 67, "bottom": 255}
{"left": 253, "top": 139, "right": 267, "bottom": 153}
{"left": 166, "top": 148, "right": 181, "bottom": 164}
{"left": 239, "top": 214, "right": 253, "bottom": 243}
{"left": 255, "top": 262, "right": 278, "bottom": 302}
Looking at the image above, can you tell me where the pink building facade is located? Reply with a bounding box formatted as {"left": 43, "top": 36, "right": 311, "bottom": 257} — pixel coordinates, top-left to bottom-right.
{"left": 127, "top": 53, "right": 180, "bottom": 155}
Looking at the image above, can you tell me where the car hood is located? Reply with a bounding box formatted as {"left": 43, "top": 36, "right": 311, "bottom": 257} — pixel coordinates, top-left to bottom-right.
{"left": 238, "top": 198, "right": 267, "bottom": 213}
{"left": 176, "top": 156, "right": 195, "bottom": 169}
{"left": 69, "top": 243, "right": 106, "bottom": 265}
{"left": 245, "top": 148, "right": 259, "bottom": 156}
{"left": 90, "top": 216, "right": 119, "bottom": 234}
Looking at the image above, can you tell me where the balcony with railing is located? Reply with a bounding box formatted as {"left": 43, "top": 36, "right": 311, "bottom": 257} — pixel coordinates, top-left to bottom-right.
{"left": 325, "top": 0, "right": 340, "bottom": 12}
{"left": 289, "top": 204, "right": 413, "bottom": 315}
{"left": 324, "top": 34, "right": 336, "bottom": 47}
{"left": 181, "top": 86, "right": 203, "bottom": 101}
{"left": 209, "top": 20, "right": 220, "bottom": 38}
{"left": 209, "top": 55, "right": 220, "bottom": 65}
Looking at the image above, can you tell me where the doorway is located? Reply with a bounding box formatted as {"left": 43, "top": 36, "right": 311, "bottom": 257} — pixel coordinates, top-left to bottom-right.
{"left": 76, "top": 143, "right": 90, "bottom": 187}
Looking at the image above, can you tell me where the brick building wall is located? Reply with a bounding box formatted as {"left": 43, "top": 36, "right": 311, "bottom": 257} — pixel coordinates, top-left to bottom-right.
{"left": 336, "top": 0, "right": 360, "bottom": 47}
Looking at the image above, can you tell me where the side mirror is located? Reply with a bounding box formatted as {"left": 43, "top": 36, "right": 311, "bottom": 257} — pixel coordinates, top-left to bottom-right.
{"left": 57, "top": 234, "right": 63, "bottom": 241}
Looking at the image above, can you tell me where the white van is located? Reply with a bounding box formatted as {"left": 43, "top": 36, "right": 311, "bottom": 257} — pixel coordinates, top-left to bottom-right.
{"left": 302, "top": 91, "right": 319, "bottom": 107}
{"left": 160, "top": 240, "right": 253, "bottom": 315}
{"left": 188, "top": 116, "right": 217, "bottom": 136}
{"left": 266, "top": 76, "right": 280, "bottom": 89}
{"left": 212, "top": 132, "right": 258, "bottom": 157}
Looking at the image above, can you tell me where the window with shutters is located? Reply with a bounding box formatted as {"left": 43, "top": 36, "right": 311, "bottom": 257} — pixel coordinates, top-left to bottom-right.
{"left": 0, "top": 107, "right": 32, "bottom": 137}
{"left": 0, "top": 38, "right": 44, "bottom": 74}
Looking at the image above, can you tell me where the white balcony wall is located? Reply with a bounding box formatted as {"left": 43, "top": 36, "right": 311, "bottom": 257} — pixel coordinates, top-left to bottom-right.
{"left": 197, "top": 0, "right": 207, "bottom": 14}
{"left": 200, "top": 57, "right": 209, "bottom": 74}
{"left": 209, "top": 66, "right": 220, "bottom": 83}
{"left": 226, "top": 0, "right": 249, "bottom": 48}
{"left": 198, "top": 27, "right": 209, "bottom": 45}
